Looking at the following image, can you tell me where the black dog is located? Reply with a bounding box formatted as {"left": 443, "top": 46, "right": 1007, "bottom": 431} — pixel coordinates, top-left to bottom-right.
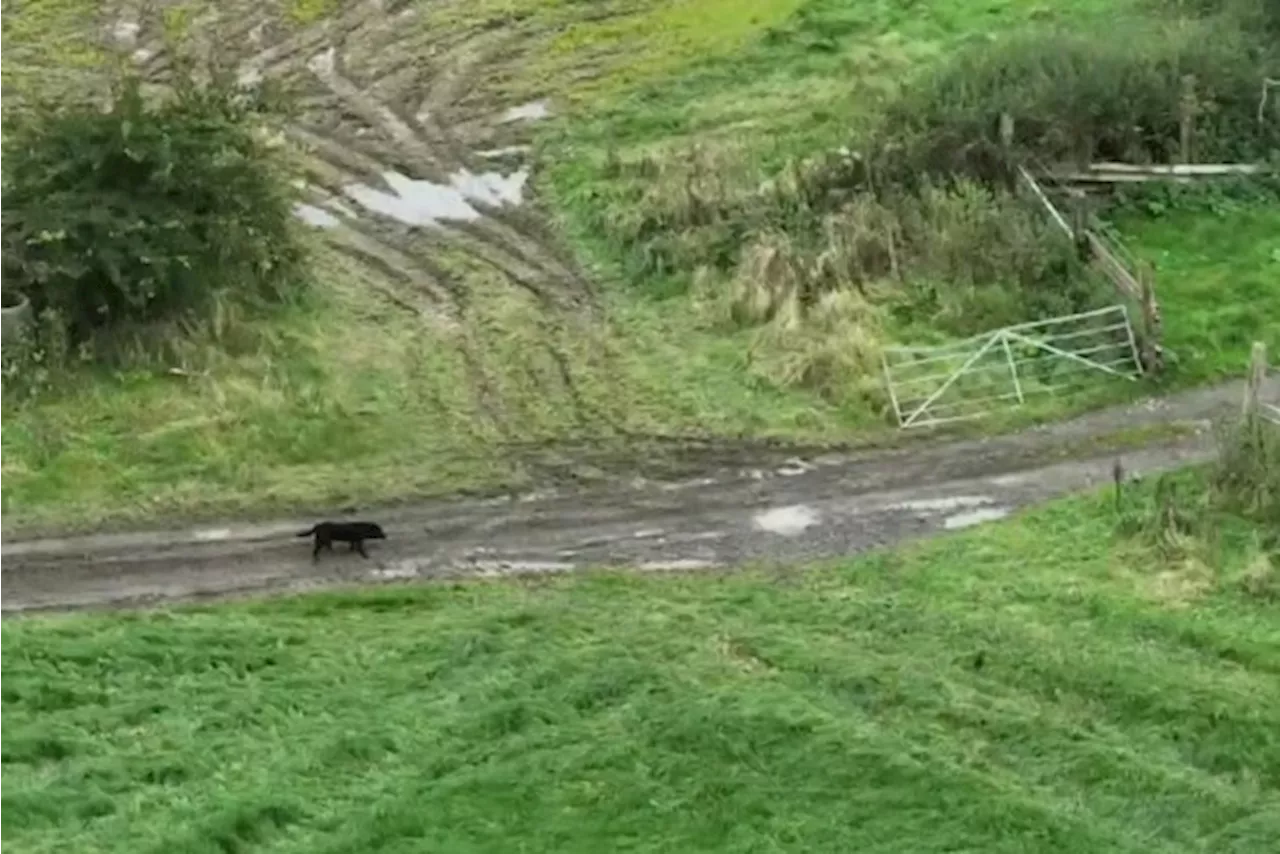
{"left": 297, "top": 521, "right": 386, "bottom": 561}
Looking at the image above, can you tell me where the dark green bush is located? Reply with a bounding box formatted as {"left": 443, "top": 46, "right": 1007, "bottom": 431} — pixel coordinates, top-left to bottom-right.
{"left": 1, "top": 73, "right": 304, "bottom": 350}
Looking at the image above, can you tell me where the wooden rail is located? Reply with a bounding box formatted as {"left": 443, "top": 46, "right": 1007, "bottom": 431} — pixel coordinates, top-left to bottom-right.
{"left": 1015, "top": 166, "right": 1164, "bottom": 374}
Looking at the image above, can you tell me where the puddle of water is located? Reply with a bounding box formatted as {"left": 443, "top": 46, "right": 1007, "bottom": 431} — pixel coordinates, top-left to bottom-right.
{"left": 471, "top": 560, "right": 576, "bottom": 577}
{"left": 890, "top": 495, "right": 992, "bottom": 513}
{"left": 753, "top": 505, "right": 821, "bottom": 536}
{"left": 776, "top": 457, "right": 815, "bottom": 477}
{"left": 294, "top": 203, "right": 342, "bottom": 229}
{"left": 342, "top": 168, "right": 528, "bottom": 227}
{"left": 448, "top": 168, "right": 527, "bottom": 207}
{"left": 501, "top": 100, "right": 551, "bottom": 123}
{"left": 192, "top": 528, "right": 233, "bottom": 542}
{"left": 371, "top": 561, "right": 420, "bottom": 580}
{"left": 637, "top": 559, "right": 717, "bottom": 572}
{"left": 943, "top": 507, "right": 1011, "bottom": 530}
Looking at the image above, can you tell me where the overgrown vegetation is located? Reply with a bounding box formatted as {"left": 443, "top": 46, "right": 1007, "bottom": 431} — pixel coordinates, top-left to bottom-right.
{"left": 542, "top": 0, "right": 1277, "bottom": 428}
{"left": 5, "top": 468, "right": 1278, "bottom": 852}
{"left": 1115, "top": 403, "right": 1279, "bottom": 609}
{"left": 2, "top": 71, "right": 303, "bottom": 391}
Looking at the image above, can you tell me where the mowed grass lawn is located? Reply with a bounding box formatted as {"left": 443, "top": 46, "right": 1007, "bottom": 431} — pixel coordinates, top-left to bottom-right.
{"left": 5, "top": 480, "right": 1279, "bottom": 853}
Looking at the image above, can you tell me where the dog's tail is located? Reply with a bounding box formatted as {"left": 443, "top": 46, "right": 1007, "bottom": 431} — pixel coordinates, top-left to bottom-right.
{"left": 296, "top": 525, "right": 317, "bottom": 538}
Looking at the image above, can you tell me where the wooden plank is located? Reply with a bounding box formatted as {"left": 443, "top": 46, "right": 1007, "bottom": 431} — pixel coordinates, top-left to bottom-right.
{"left": 1039, "top": 162, "right": 1269, "bottom": 185}
{"left": 1085, "top": 162, "right": 1266, "bottom": 176}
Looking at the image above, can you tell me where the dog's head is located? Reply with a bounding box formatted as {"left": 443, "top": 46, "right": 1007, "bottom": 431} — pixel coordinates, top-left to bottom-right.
{"left": 371, "top": 524, "right": 388, "bottom": 539}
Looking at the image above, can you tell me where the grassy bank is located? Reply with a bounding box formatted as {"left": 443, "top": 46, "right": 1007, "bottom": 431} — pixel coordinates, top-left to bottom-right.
{"left": 5, "top": 472, "right": 1279, "bottom": 852}
{"left": 3, "top": 0, "right": 1275, "bottom": 532}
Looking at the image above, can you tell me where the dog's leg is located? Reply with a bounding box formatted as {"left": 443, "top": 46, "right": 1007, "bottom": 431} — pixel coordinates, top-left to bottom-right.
{"left": 356, "top": 540, "right": 369, "bottom": 559}
{"left": 313, "top": 537, "right": 322, "bottom": 561}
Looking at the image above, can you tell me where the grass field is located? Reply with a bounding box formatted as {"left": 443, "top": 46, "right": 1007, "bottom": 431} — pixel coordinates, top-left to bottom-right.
{"left": 1113, "top": 204, "right": 1280, "bottom": 383}
{"left": 4, "top": 472, "right": 1279, "bottom": 853}
{"left": 2, "top": 0, "right": 1276, "bottom": 532}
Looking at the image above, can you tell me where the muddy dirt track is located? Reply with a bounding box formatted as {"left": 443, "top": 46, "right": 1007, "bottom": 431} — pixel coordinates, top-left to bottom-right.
{"left": 4, "top": 378, "right": 1274, "bottom": 614}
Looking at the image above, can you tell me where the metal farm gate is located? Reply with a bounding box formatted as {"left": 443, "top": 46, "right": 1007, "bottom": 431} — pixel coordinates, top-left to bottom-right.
{"left": 882, "top": 305, "right": 1143, "bottom": 429}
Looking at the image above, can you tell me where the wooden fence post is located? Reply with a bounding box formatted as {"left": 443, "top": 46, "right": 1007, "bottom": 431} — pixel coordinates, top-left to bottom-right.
{"left": 1068, "top": 189, "right": 1090, "bottom": 260}
{"left": 998, "top": 112, "right": 1015, "bottom": 150}
{"left": 998, "top": 112, "right": 1016, "bottom": 191}
{"left": 1243, "top": 341, "right": 1267, "bottom": 418}
{"left": 1138, "top": 262, "right": 1164, "bottom": 375}
{"left": 1178, "top": 74, "right": 1199, "bottom": 164}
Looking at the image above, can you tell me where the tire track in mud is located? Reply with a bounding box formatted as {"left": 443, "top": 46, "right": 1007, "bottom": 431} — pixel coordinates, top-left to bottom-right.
{"left": 105, "top": 0, "right": 604, "bottom": 429}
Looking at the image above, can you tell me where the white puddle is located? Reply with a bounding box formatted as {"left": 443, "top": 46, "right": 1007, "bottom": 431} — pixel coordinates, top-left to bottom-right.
{"left": 776, "top": 457, "right": 815, "bottom": 477}
{"left": 501, "top": 100, "right": 551, "bottom": 123}
{"left": 889, "top": 495, "right": 993, "bottom": 513}
{"left": 341, "top": 168, "right": 528, "bottom": 226}
{"left": 192, "top": 528, "right": 233, "bottom": 542}
{"left": 370, "top": 561, "right": 420, "bottom": 580}
{"left": 753, "top": 505, "right": 821, "bottom": 536}
{"left": 637, "top": 559, "right": 717, "bottom": 572}
{"left": 943, "top": 507, "right": 1012, "bottom": 530}
{"left": 294, "top": 203, "right": 342, "bottom": 229}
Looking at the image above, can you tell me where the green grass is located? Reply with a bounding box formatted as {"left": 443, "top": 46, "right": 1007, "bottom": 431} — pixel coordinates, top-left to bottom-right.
{"left": 1119, "top": 204, "right": 1280, "bottom": 383}
{"left": 5, "top": 476, "right": 1279, "bottom": 853}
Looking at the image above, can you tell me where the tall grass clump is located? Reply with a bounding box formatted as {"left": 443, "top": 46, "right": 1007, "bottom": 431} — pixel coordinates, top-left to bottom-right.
{"left": 694, "top": 177, "right": 1110, "bottom": 409}
{"left": 1116, "top": 403, "right": 1279, "bottom": 595}
{"left": 1, "top": 70, "right": 304, "bottom": 375}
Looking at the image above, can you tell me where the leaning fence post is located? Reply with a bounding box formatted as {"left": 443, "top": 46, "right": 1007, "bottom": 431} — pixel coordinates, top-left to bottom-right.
{"left": 1138, "top": 263, "right": 1163, "bottom": 375}
{"left": 1000, "top": 331, "right": 1024, "bottom": 405}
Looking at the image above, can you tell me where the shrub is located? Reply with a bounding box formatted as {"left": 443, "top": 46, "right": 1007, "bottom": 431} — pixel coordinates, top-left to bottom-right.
{"left": 1, "top": 72, "right": 304, "bottom": 353}
{"left": 873, "top": 18, "right": 1278, "bottom": 182}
